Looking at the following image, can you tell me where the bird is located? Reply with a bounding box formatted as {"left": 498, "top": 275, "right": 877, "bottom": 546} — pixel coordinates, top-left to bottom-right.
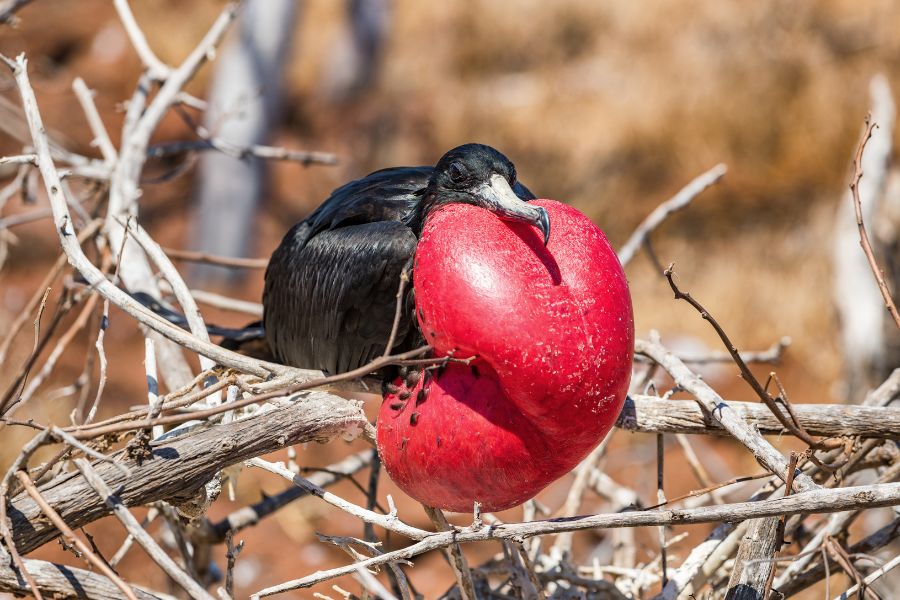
{"left": 262, "top": 143, "right": 549, "bottom": 375}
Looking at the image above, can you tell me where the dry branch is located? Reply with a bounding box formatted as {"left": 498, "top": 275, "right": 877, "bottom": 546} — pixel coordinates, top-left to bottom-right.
{"left": 201, "top": 449, "right": 374, "bottom": 544}
{"left": 74, "top": 458, "right": 216, "bottom": 600}
{"left": 16, "top": 470, "right": 140, "bottom": 600}
{"left": 850, "top": 114, "right": 900, "bottom": 331}
{"left": 251, "top": 481, "right": 900, "bottom": 597}
{"left": 777, "top": 516, "right": 900, "bottom": 596}
{"left": 7, "top": 391, "right": 366, "bottom": 553}
{"left": 3, "top": 51, "right": 320, "bottom": 382}
{"left": 636, "top": 338, "right": 819, "bottom": 492}
{"left": 618, "top": 395, "right": 900, "bottom": 438}
{"left": 618, "top": 164, "right": 727, "bottom": 266}
{"left": 0, "top": 549, "right": 165, "bottom": 599}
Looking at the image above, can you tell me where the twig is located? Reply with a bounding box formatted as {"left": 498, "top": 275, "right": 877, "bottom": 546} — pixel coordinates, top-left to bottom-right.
{"left": 73, "top": 458, "right": 215, "bottom": 600}
{"left": 382, "top": 264, "right": 411, "bottom": 358}
{"left": 66, "top": 345, "right": 428, "bottom": 440}
{"left": 354, "top": 564, "right": 399, "bottom": 600}
{"left": 659, "top": 458, "right": 839, "bottom": 600}
{"left": 0, "top": 153, "right": 36, "bottom": 165}
{"left": 250, "top": 481, "right": 900, "bottom": 597}
{"left": 424, "top": 506, "right": 477, "bottom": 600}
{"left": 824, "top": 537, "right": 874, "bottom": 600}
{"left": 631, "top": 336, "right": 791, "bottom": 366}
{"left": 0, "top": 205, "right": 51, "bottom": 229}
{"left": 110, "top": 507, "right": 159, "bottom": 567}
{"left": 0, "top": 285, "right": 51, "bottom": 414}
{"left": 0, "top": 219, "right": 101, "bottom": 364}
{"left": 16, "top": 470, "right": 140, "bottom": 600}
{"left": 8, "top": 389, "right": 367, "bottom": 554}
{"left": 222, "top": 530, "right": 243, "bottom": 600}
{"left": 185, "top": 288, "right": 263, "bottom": 317}
{"left": 72, "top": 77, "right": 118, "bottom": 165}
{"left": 775, "top": 456, "right": 900, "bottom": 588}
{"left": 0, "top": 430, "right": 50, "bottom": 600}
{"left": 656, "top": 433, "right": 668, "bottom": 590}
{"left": 617, "top": 164, "right": 727, "bottom": 266}
{"left": 13, "top": 293, "right": 100, "bottom": 410}
{"left": 635, "top": 337, "right": 819, "bottom": 492}
{"left": 849, "top": 114, "right": 900, "bottom": 330}
{"left": 121, "top": 217, "right": 217, "bottom": 375}
{"left": 552, "top": 434, "right": 611, "bottom": 557}
{"left": 247, "top": 458, "right": 432, "bottom": 540}
{"left": 160, "top": 246, "right": 268, "bottom": 269}
{"left": 675, "top": 433, "right": 725, "bottom": 504}
{"left": 112, "top": 0, "right": 173, "bottom": 80}
{"left": 663, "top": 265, "right": 836, "bottom": 451}
{"left": 148, "top": 139, "right": 338, "bottom": 166}
{"left": 778, "top": 518, "right": 900, "bottom": 596}
{"left": 202, "top": 449, "right": 373, "bottom": 543}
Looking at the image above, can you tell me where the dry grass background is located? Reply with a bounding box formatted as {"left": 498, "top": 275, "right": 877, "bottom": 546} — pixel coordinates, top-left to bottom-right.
{"left": 2, "top": 0, "right": 900, "bottom": 597}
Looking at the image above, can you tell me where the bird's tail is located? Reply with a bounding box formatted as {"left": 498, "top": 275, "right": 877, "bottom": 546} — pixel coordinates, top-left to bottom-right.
{"left": 131, "top": 292, "right": 274, "bottom": 361}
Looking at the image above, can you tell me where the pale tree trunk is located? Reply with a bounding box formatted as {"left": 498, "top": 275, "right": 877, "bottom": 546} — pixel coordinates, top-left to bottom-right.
{"left": 189, "top": 0, "right": 300, "bottom": 286}
{"left": 832, "top": 74, "right": 896, "bottom": 401}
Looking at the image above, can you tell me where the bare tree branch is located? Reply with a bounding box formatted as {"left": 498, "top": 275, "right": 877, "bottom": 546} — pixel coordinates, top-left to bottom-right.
{"left": 250, "top": 481, "right": 900, "bottom": 598}
{"left": 618, "top": 395, "right": 900, "bottom": 438}
{"left": 0, "top": 548, "right": 166, "bottom": 599}
{"left": 8, "top": 390, "right": 367, "bottom": 553}
{"left": 74, "top": 458, "right": 216, "bottom": 600}
{"left": 636, "top": 338, "right": 819, "bottom": 492}
{"left": 617, "top": 164, "right": 727, "bottom": 266}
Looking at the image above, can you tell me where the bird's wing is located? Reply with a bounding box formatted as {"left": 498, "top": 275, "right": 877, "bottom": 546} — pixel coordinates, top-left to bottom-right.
{"left": 299, "top": 166, "right": 432, "bottom": 246}
{"left": 263, "top": 220, "right": 418, "bottom": 374}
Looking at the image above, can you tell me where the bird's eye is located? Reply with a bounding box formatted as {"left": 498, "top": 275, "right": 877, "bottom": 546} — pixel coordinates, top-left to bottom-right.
{"left": 448, "top": 162, "right": 468, "bottom": 184}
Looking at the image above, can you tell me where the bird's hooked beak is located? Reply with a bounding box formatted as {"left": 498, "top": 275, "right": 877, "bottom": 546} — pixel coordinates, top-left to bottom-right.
{"left": 475, "top": 174, "right": 551, "bottom": 245}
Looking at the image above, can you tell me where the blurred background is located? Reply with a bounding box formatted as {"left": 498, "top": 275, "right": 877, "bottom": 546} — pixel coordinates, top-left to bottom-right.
{"left": 2, "top": 0, "right": 900, "bottom": 597}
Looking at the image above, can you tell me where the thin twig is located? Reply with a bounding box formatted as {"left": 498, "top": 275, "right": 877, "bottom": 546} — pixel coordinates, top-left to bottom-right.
{"left": 160, "top": 246, "right": 268, "bottom": 269}
{"left": 663, "top": 264, "right": 837, "bottom": 451}
{"left": 247, "top": 458, "right": 432, "bottom": 540}
{"left": 250, "top": 481, "right": 900, "bottom": 598}
{"left": 0, "top": 219, "right": 101, "bottom": 364}
{"left": 617, "top": 164, "right": 727, "bottom": 266}
{"left": 66, "top": 345, "right": 429, "bottom": 440}
{"left": 424, "top": 505, "right": 477, "bottom": 600}
{"left": 849, "top": 114, "right": 900, "bottom": 330}
{"left": 636, "top": 337, "right": 819, "bottom": 492}
{"left": 656, "top": 433, "right": 668, "bottom": 590}
{"left": 203, "top": 449, "right": 373, "bottom": 543}
{"left": 0, "top": 286, "right": 51, "bottom": 414}
{"left": 0, "top": 430, "right": 50, "bottom": 600}
{"left": 148, "top": 139, "right": 337, "bottom": 166}
{"left": 15, "top": 470, "right": 140, "bottom": 600}
{"left": 73, "top": 458, "right": 214, "bottom": 600}
{"left": 382, "top": 264, "right": 411, "bottom": 358}
{"left": 222, "top": 530, "right": 244, "bottom": 600}
{"left": 112, "top": 0, "right": 172, "bottom": 80}
{"left": 833, "top": 552, "right": 900, "bottom": 599}
{"left": 72, "top": 77, "right": 118, "bottom": 165}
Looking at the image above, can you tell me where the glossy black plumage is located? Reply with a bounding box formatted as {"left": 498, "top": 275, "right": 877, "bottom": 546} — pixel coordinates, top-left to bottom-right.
{"left": 263, "top": 144, "right": 539, "bottom": 374}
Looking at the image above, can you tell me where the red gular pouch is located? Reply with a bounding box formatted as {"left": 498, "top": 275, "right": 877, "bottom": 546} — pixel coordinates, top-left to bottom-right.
{"left": 377, "top": 200, "right": 634, "bottom": 513}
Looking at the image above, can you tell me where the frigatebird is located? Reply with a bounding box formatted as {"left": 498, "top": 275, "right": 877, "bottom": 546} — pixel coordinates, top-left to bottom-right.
{"left": 262, "top": 143, "right": 549, "bottom": 374}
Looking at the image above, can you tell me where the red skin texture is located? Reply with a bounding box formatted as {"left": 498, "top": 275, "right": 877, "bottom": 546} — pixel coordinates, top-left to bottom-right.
{"left": 377, "top": 200, "right": 634, "bottom": 512}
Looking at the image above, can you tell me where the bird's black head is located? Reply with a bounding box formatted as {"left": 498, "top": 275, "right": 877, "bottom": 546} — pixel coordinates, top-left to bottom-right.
{"left": 422, "top": 143, "right": 550, "bottom": 244}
